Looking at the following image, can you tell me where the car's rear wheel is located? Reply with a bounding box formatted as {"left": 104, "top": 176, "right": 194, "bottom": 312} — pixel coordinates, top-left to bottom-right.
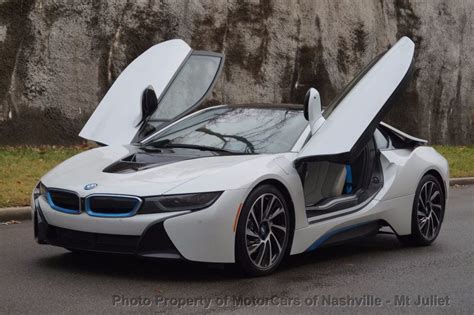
{"left": 398, "top": 174, "right": 445, "bottom": 246}
{"left": 235, "top": 184, "right": 291, "bottom": 276}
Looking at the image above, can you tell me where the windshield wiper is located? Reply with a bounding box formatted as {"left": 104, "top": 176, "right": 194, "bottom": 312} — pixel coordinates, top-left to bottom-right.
{"left": 145, "top": 139, "right": 251, "bottom": 155}
{"left": 146, "top": 139, "right": 171, "bottom": 148}
{"left": 162, "top": 143, "right": 242, "bottom": 154}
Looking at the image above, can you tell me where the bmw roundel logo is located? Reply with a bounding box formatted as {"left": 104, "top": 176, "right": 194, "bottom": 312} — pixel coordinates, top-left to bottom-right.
{"left": 84, "top": 183, "right": 98, "bottom": 190}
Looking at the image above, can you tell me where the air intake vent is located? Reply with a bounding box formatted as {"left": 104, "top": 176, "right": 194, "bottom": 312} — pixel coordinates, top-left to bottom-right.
{"left": 102, "top": 152, "right": 199, "bottom": 174}
{"left": 47, "top": 225, "right": 140, "bottom": 254}
{"left": 102, "top": 154, "right": 147, "bottom": 173}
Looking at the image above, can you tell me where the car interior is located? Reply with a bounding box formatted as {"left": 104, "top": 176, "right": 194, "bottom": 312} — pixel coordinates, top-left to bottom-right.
{"left": 300, "top": 132, "right": 384, "bottom": 219}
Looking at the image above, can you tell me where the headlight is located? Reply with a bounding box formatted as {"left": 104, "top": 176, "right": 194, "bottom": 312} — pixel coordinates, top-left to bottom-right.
{"left": 33, "top": 182, "right": 48, "bottom": 199}
{"left": 139, "top": 191, "right": 223, "bottom": 214}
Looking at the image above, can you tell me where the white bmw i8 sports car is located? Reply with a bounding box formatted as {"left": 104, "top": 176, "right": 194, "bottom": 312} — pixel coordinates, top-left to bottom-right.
{"left": 33, "top": 37, "right": 449, "bottom": 276}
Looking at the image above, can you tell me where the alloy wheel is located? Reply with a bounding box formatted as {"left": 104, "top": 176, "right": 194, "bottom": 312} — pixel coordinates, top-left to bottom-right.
{"left": 416, "top": 180, "right": 442, "bottom": 240}
{"left": 245, "top": 193, "right": 288, "bottom": 270}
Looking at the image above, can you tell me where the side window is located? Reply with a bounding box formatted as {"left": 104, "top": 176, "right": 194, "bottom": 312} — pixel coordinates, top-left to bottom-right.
{"left": 150, "top": 53, "right": 223, "bottom": 122}
{"left": 374, "top": 128, "right": 389, "bottom": 150}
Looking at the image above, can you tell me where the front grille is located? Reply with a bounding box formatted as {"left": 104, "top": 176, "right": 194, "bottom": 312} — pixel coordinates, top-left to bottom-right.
{"left": 48, "top": 190, "right": 80, "bottom": 213}
{"left": 86, "top": 195, "right": 141, "bottom": 217}
{"left": 46, "top": 225, "right": 140, "bottom": 254}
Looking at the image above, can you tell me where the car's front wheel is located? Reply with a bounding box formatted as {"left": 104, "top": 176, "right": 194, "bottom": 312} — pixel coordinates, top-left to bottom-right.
{"left": 398, "top": 174, "right": 445, "bottom": 246}
{"left": 235, "top": 184, "right": 291, "bottom": 276}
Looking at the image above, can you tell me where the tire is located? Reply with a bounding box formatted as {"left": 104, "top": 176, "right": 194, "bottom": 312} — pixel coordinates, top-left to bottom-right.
{"left": 235, "top": 184, "right": 292, "bottom": 276}
{"left": 398, "top": 174, "right": 445, "bottom": 246}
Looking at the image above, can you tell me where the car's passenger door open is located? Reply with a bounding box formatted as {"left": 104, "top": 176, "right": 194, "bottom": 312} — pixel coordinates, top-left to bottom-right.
{"left": 297, "top": 37, "right": 415, "bottom": 222}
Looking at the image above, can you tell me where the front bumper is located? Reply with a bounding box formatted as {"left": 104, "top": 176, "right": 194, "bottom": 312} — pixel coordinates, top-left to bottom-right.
{"left": 33, "top": 188, "right": 248, "bottom": 263}
{"left": 34, "top": 200, "right": 181, "bottom": 258}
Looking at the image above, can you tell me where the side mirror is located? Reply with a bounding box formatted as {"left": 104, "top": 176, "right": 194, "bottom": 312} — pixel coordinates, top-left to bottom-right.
{"left": 142, "top": 86, "right": 158, "bottom": 118}
{"left": 304, "top": 88, "right": 325, "bottom": 135}
{"left": 137, "top": 86, "right": 158, "bottom": 127}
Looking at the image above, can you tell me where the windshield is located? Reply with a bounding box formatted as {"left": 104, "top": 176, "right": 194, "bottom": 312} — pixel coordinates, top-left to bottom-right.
{"left": 145, "top": 107, "right": 307, "bottom": 154}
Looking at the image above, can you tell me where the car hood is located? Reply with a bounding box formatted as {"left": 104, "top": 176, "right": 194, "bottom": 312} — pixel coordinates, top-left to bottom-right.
{"left": 41, "top": 145, "right": 264, "bottom": 197}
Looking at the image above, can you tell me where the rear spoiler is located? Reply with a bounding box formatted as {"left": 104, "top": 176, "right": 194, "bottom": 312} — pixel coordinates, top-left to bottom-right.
{"left": 379, "top": 122, "right": 427, "bottom": 146}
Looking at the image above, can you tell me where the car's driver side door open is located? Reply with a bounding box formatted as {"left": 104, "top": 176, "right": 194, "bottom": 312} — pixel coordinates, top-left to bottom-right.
{"left": 79, "top": 40, "right": 224, "bottom": 146}
{"left": 296, "top": 37, "right": 415, "bottom": 222}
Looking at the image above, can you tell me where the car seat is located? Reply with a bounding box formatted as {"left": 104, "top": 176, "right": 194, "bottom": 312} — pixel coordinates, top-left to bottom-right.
{"left": 304, "top": 161, "right": 347, "bottom": 206}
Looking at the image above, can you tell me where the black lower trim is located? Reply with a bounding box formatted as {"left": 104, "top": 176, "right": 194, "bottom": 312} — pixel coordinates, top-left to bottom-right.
{"left": 34, "top": 202, "right": 183, "bottom": 258}
{"left": 137, "top": 220, "right": 180, "bottom": 257}
{"left": 320, "top": 220, "right": 383, "bottom": 248}
{"left": 34, "top": 200, "right": 49, "bottom": 244}
{"left": 47, "top": 225, "right": 140, "bottom": 254}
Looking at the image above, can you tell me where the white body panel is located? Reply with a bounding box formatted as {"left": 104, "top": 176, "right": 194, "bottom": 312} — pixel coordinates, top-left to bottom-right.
{"left": 305, "top": 88, "right": 324, "bottom": 135}
{"left": 298, "top": 37, "right": 414, "bottom": 159}
{"left": 79, "top": 40, "right": 191, "bottom": 145}
{"left": 380, "top": 121, "right": 428, "bottom": 145}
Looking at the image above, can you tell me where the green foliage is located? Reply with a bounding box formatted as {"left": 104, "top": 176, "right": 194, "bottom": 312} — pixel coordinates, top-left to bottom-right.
{"left": 434, "top": 145, "right": 474, "bottom": 178}
{"left": 0, "top": 146, "right": 86, "bottom": 207}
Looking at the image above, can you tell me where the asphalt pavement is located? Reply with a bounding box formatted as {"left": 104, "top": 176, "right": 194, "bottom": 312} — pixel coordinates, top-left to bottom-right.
{"left": 1, "top": 186, "right": 473, "bottom": 314}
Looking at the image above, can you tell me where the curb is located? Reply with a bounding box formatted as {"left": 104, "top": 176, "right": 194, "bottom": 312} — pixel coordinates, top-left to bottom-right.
{"left": 0, "top": 207, "right": 31, "bottom": 222}
{"left": 0, "top": 177, "right": 472, "bottom": 222}
{"left": 449, "top": 177, "right": 474, "bottom": 186}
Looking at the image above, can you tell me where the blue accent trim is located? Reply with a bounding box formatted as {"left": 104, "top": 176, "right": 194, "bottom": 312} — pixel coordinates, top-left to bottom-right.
{"left": 84, "top": 195, "right": 142, "bottom": 218}
{"left": 344, "top": 164, "right": 353, "bottom": 194}
{"left": 46, "top": 192, "right": 81, "bottom": 215}
{"left": 305, "top": 221, "right": 375, "bottom": 252}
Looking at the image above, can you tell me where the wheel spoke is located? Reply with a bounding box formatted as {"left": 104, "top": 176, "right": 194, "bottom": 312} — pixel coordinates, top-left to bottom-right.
{"left": 269, "top": 207, "right": 284, "bottom": 221}
{"left": 268, "top": 240, "right": 273, "bottom": 264}
{"left": 430, "top": 216, "right": 435, "bottom": 238}
{"left": 432, "top": 210, "right": 440, "bottom": 227}
{"left": 424, "top": 184, "right": 429, "bottom": 204}
{"left": 271, "top": 223, "right": 286, "bottom": 233}
{"left": 418, "top": 195, "right": 426, "bottom": 210}
{"left": 428, "top": 182, "right": 433, "bottom": 200}
{"left": 248, "top": 242, "right": 261, "bottom": 255}
{"left": 431, "top": 203, "right": 442, "bottom": 209}
{"left": 423, "top": 217, "right": 430, "bottom": 238}
{"left": 263, "top": 196, "right": 276, "bottom": 220}
{"left": 417, "top": 210, "right": 426, "bottom": 218}
{"left": 246, "top": 227, "right": 259, "bottom": 239}
{"left": 250, "top": 208, "right": 259, "bottom": 226}
{"left": 419, "top": 217, "right": 428, "bottom": 230}
{"left": 270, "top": 232, "right": 282, "bottom": 252}
{"left": 257, "top": 242, "right": 266, "bottom": 266}
{"left": 430, "top": 190, "right": 439, "bottom": 201}
{"left": 421, "top": 216, "right": 430, "bottom": 235}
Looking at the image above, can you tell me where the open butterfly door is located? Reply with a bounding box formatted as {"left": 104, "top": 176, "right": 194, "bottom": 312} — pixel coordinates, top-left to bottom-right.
{"left": 79, "top": 39, "right": 224, "bottom": 146}
{"left": 296, "top": 37, "right": 415, "bottom": 165}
